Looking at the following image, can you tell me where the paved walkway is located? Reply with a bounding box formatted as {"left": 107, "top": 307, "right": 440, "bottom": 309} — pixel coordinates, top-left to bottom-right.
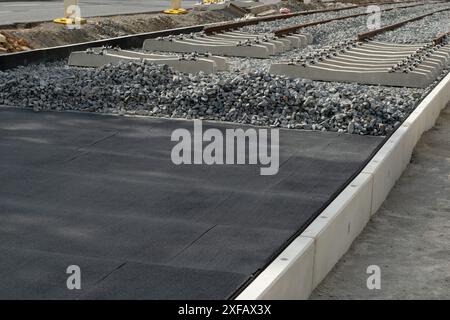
{"left": 0, "top": 1, "right": 198, "bottom": 25}
{"left": 311, "top": 105, "right": 450, "bottom": 300}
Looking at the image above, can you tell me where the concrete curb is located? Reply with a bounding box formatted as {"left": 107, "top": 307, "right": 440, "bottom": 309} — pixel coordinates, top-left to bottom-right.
{"left": 236, "top": 72, "right": 450, "bottom": 300}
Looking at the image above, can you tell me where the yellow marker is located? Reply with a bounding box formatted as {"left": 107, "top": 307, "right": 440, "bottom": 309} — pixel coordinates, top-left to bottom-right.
{"left": 164, "top": 0, "right": 188, "bottom": 14}
{"left": 202, "top": 0, "right": 223, "bottom": 4}
{"left": 54, "top": 0, "right": 87, "bottom": 25}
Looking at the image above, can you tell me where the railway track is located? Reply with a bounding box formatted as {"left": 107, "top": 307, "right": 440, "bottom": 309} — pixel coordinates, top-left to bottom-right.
{"left": 67, "top": 3, "right": 450, "bottom": 89}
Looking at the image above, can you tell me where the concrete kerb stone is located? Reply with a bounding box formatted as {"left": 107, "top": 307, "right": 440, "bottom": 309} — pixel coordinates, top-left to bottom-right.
{"left": 236, "top": 237, "right": 315, "bottom": 300}
{"left": 302, "top": 172, "right": 374, "bottom": 289}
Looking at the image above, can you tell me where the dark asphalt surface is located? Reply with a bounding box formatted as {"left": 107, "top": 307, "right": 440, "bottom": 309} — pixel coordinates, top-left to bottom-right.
{"left": 0, "top": 107, "right": 383, "bottom": 299}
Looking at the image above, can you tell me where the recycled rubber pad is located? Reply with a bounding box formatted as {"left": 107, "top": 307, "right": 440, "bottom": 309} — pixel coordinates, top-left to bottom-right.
{"left": 0, "top": 108, "right": 383, "bottom": 299}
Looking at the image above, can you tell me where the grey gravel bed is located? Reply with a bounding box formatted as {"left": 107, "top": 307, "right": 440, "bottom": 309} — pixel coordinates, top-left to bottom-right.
{"left": 374, "top": 10, "right": 450, "bottom": 43}
{"left": 0, "top": 60, "right": 429, "bottom": 136}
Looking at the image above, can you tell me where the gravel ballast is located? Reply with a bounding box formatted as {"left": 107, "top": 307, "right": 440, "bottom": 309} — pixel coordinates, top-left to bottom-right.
{"left": 0, "top": 60, "right": 427, "bottom": 136}
{"left": 374, "top": 10, "right": 450, "bottom": 43}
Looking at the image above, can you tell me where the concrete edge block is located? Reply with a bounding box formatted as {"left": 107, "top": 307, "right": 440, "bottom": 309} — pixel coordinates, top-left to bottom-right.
{"left": 363, "top": 130, "right": 406, "bottom": 214}
{"left": 365, "top": 72, "right": 450, "bottom": 215}
{"left": 302, "top": 172, "right": 373, "bottom": 288}
{"left": 236, "top": 237, "right": 314, "bottom": 300}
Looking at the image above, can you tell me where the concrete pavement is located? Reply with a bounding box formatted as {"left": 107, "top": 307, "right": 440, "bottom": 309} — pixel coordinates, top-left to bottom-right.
{"left": 0, "top": 1, "right": 199, "bottom": 25}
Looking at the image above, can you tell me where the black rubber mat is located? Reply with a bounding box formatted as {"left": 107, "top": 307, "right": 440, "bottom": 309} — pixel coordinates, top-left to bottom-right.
{"left": 0, "top": 108, "right": 383, "bottom": 299}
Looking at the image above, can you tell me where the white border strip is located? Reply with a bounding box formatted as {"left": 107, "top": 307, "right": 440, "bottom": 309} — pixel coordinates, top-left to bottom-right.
{"left": 236, "top": 72, "right": 450, "bottom": 300}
